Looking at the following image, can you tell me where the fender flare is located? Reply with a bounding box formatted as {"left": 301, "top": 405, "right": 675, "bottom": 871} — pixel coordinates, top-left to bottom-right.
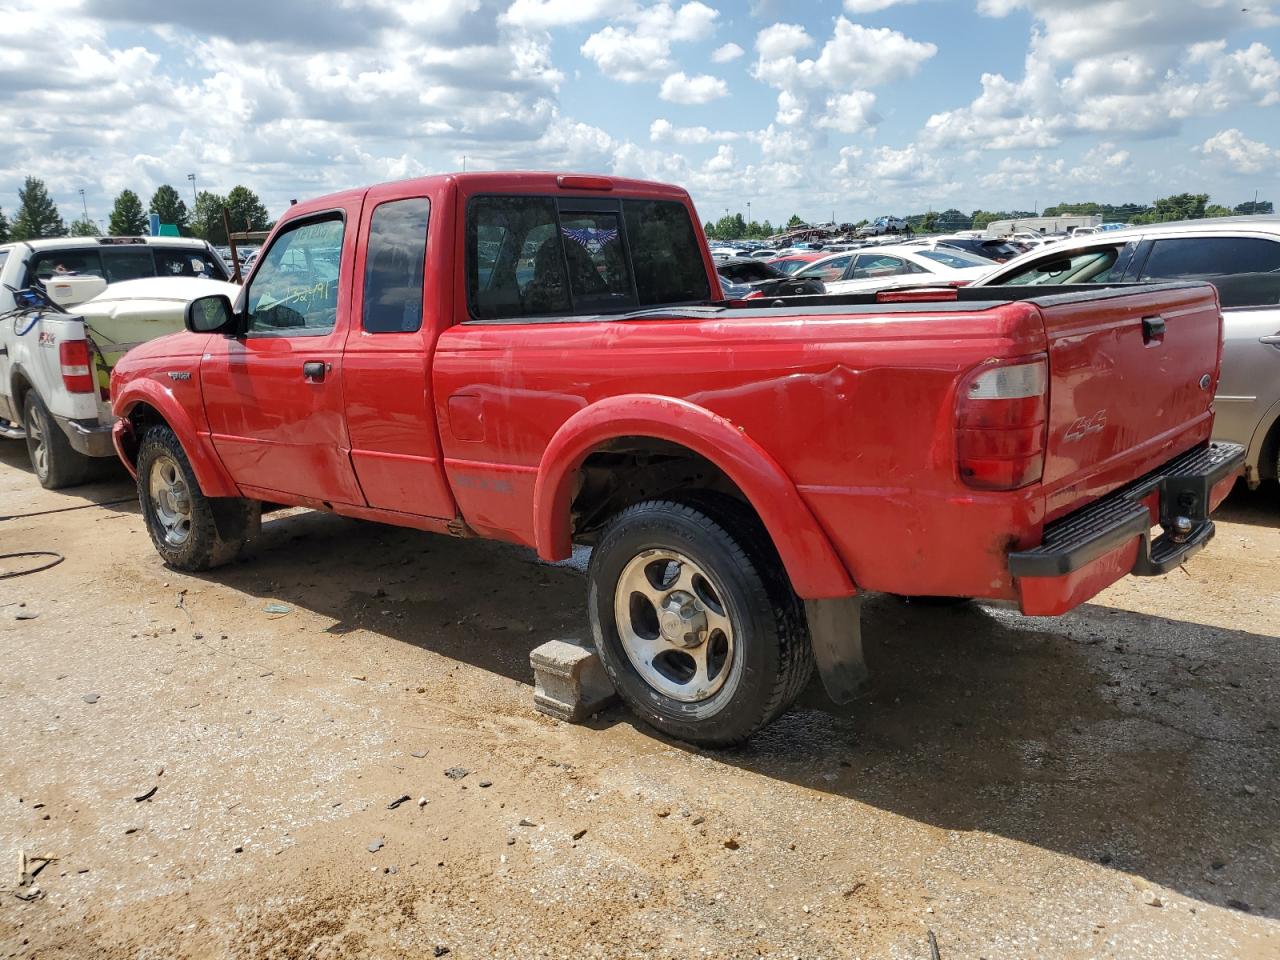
{"left": 115, "top": 381, "right": 240, "bottom": 498}
{"left": 532, "top": 394, "right": 856, "bottom": 599}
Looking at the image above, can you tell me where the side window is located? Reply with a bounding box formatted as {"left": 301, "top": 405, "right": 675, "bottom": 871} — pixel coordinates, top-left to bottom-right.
{"left": 622, "top": 199, "right": 710, "bottom": 305}
{"left": 559, "top": 210, "right": 635, "bottom": 311}
{"left": 999, "top": 247, "right": 1121, "bottom": 286}
{"left": 1140, "top": 237, "right": 1280, "bottom": 308}
{"left": 245, "top": 216, "right": 344, "bottom": 337}
{"left": 851, "top": 255, "right": 908, "bottom": 280}
{"left": 101, "top": 248, "right": 156, "bottom": 283}
{"left": 798, "top": 255, "right": 851, "bottom": 281}
{"left": 468, "top": 197, "right": 569, "bottom": 320}
{"left": 363, "top": 197, "right": 430, "bottom": 333}
{"left": 31, "top": 250, "right": 104, "bottom": 282}
{"left": 155, "top": 248, "right": 215, "bottom": 278}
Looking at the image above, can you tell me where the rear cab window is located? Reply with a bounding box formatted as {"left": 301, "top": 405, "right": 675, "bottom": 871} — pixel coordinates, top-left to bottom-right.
{"left": 467, "top": 195, "right": 709, "bottom": 321}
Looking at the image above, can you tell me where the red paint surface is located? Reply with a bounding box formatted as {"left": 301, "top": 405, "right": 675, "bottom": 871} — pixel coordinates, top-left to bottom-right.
{"left": 110, "top": 172, "right": 1234, "bottom": 614}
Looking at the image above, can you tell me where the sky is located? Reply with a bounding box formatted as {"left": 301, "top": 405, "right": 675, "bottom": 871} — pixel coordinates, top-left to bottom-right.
{"left": 1, "top": 0, "right": 1278, "bottom": 229}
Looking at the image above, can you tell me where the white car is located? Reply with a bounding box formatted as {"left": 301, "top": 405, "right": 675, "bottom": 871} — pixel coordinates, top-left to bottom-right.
{"left": 972, "top": 215, "right": 1280, "bottom": 492}
{"left": 792, "top": 245, "right": 993, "bottom": 293}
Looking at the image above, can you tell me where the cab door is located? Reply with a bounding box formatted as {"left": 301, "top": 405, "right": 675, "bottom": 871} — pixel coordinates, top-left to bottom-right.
{"left": 200, "top": 204, "right": 366, "bottom": 505}
{"left": 340, "top": 185, "right": 456, "bottom": 518}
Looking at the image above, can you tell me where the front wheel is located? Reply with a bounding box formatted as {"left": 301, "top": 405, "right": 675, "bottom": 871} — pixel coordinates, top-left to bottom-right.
{"left": 136, "top": 424, "right": 259, "bottom": 571}
{"left": 588, "top": 499, "right": 813, "bottom": 747}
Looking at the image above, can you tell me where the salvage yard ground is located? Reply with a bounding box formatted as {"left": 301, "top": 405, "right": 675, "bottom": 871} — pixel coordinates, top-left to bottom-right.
{"left": 1, "top": 441, "right": 1277, "bottom": 960}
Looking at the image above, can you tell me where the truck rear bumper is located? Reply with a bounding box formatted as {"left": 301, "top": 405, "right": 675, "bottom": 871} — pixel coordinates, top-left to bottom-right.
{"left": 1010, "top": 442, "right": 1245, "bottom": 615}
{"left": 54, "top": 414, "right": 116, "bottom": 458}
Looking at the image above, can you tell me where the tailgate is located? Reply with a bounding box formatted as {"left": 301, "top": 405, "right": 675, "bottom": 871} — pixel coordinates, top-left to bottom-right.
{"left": 1036, "top": 283, "right": 1222, "bottom": 521}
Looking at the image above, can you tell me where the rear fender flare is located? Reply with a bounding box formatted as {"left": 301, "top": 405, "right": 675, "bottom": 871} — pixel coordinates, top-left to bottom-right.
{"left": 114, "top": 380, "right": 240, "bottom": 498}
{"left": 533, "top": 394, "right": 856, "bottom": 599}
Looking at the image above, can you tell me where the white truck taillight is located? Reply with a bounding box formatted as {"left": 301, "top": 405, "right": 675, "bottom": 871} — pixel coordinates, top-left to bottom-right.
{"left": 59, "top": 340, "right": 94, "bottom": 394}
{"left": 956, "top": 356, "right": 1048, "bottom": 491}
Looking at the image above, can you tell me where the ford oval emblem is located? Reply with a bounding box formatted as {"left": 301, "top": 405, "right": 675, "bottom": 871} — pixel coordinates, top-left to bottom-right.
{"left": 1199, "top": 373, "right": 1212, "bottom": 390}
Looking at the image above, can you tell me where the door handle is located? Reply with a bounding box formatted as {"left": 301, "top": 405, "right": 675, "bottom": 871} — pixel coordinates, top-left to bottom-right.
{"left": 1261, "top": 335, "right": 1280, "bottom": 347}
{"left": 1142, "top": 315, "right": 1166, "bottom": 344}
{"left": 302, "top": 361, "right": 328, "bottom": 382}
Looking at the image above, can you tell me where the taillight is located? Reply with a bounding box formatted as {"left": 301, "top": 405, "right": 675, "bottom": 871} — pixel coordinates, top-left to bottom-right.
{"left": 956, "top": 357, "right": 1047, "bottom": 491}
{"left": 59, "top": 340, "right": 94, "bottom": 394}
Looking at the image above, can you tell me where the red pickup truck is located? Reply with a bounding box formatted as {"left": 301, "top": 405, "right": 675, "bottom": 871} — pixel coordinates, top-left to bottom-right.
{"left": 110, "top": 172, "right": 1243, "bottom": 746}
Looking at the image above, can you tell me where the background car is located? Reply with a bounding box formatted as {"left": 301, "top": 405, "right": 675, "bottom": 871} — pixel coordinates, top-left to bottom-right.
{"left": 916, "top": 236, "right": 1022, "bottom": 262}
{"left": 973, "top": 216, "right": 1280, "bottom": 493}
{"left": 767, "top": 251, "right": 827, "bottom": 275}
{"left": 715, "top": 257, "right": 826, "bottom": 297}
{"left": 792, "top": 246, "right": 992, "bottom": 292}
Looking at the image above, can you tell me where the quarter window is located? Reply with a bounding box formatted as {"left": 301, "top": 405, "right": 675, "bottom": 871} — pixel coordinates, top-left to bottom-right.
{"left": 363, "top": 197, "right": 430, "bottom": 333}
{"left": 622, "top": 200, "right": 709, "bottom": 305}
{"left": 245, "top": 216, "right": 344, "bottom": 337}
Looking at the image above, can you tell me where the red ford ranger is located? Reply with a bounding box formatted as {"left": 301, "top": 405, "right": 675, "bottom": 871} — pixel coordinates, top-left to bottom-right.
{"left": 110, "top": 172, "right": 1244, "bottom": 746}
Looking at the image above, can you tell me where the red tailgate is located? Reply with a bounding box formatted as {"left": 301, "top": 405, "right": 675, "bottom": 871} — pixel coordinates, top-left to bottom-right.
{"left": 1035, "top": 283, "right": 1223, "bottom": 521}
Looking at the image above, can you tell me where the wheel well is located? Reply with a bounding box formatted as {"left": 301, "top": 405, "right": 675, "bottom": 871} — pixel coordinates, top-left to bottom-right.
{"left": 568, "top": 437, "right": 758, "bottom": 545}
{"left": 121, "top": 402, "right": 167, "bottom": 465}
{"left": 10, "top": 371, "right": 33, "bottom": 412}
{"left": 1260, "top": 414, "right": 1280, "bottom": 482}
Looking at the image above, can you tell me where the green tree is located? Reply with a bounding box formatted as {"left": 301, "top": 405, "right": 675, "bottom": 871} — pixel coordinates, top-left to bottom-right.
{"left": 922, "top": 211, "right": 939, "bottom": 233}
{"left": 108, "top": 189, "right": 148, "bottom": 236}
{"left": 1235, "top": 200, "right": 1273, "bottom": 215}
{"left": 11, "top": 176, "right": 66, "bottom": 240}
{"left": 148, "top": 184, "right": 189, "bottom": 233}
{"left": 703, "top": 220, "right": 716, "bottom": 238}
{"left": 936, "top": 208, "right": 972, "bottom": 231}
{"left": 225, "top": 185, "right": 271, "bottom": 232}
{"left": 1131, "top": 193, "right": 1208, "bottom": 224}
{"left": 0, "top": 207, "right": 9, "bottom": 244}
{"left": 785, "top": 213, "right": 805, "bottom": 229}
{"left": 191, "top": 190, "right": 229, "bottom": 244}
{"left": 853, "top": 218, "right": 868, "bottom": 229}
{"left": 69, "top": 215, "right": 98, "bottom": 236}
{"left": 1204, "top": 203, "right": 1234, "bottom": 218}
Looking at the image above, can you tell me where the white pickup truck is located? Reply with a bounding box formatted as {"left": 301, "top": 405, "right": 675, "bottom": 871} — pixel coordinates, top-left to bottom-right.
{"left": 0, "top": 236, "right": 236, "bottom": 487}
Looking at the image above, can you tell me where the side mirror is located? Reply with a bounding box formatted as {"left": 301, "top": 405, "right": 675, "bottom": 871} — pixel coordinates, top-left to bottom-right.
{"left": 185, "top": 294, "right": 237, "bottom": 334}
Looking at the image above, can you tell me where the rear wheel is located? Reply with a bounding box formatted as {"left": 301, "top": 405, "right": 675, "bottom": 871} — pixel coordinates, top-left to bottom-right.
{"left": 23, "top": 390, "right": 92, "bottom": 489}
{"left": 588, "top": 498, "right": 813, "bottom": 747}
{"left": 136, "top": 424, "right": 258, "bottom": 570}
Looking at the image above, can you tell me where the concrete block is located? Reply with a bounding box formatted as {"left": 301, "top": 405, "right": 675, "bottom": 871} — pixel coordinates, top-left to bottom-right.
{"left": 530, "top": 639, "right": 618, "bottom": 723}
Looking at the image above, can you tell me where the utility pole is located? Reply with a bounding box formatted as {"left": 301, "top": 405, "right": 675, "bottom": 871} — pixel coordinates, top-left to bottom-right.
{"left": 187, "top": 173, "right": 197, "bottom": 208}
{"left": 78, "top": 188, "right": 88, "bottom": 221}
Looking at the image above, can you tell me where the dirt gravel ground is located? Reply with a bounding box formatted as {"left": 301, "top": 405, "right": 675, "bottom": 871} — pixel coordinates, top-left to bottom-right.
{"left": 1, "top": 439, "right": 1277, "bottom": 960}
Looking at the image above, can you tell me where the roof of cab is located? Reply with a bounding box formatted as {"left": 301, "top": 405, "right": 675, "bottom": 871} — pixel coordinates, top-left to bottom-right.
{"left": 0, "top": 235, "right": 213, "bottom": 253}
{"left": 285, "top": 171, "right": 692, "bottom": 220}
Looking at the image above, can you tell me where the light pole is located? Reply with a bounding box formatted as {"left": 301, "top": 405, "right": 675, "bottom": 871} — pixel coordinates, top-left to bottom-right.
{"left": 78, "top": 188, "right": 88, "bottom": 221}
{"left": 187, "top": 173, "right": 197, "bottom": 208}
{"left": 747, "top": 201, "right": 751, "bottom": 231}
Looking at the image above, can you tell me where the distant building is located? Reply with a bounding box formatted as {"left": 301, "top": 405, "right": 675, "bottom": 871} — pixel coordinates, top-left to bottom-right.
{"left": 985, "top": 214, "right": 1102, "bottom": 236}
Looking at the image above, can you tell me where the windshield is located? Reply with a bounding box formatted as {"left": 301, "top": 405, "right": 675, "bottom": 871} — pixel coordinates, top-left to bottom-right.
{"left": 998, "top": 247, "right": 1122, "bottom": 285}
{"left": 918, "top": 248, "right": 990, "bottom": 269}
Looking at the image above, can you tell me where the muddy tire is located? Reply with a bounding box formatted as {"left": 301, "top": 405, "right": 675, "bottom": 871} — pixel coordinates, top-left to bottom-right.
{"left": 136, "top": 424, "right": 258, "bottom": 571}
{"left": 23, "top": 390, "right": 93, "bottom": 490}
{"left": 588, "top": 498, "right": 813, "bottom": 747}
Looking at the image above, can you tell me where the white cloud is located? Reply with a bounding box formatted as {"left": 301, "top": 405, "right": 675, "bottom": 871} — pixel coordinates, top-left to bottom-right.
{"left": 923, "top": 2, "right": 1280, "bottom": 150}
{"left": 580, "top": 1, "right": 719, "bottom": 83}
{"left": 500, "top": 0, "right": 618, "bottom": 28}
{"left": 752, "top": 16, "right": 935, "bottom": 130}
{"left": 650, "top": 119, "right": 742, "bottom": 143}
{"left": 710, "top": 41, "right": 744, "bottom": 63}
{"left": 659, "top": 71, "right": 729, "bottom": 104}
{"left": 1199, "top": 129, "right": 1275, "bottom": 175}
{"left": 843, "top": 0, "right": 919, "bottom": 11}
